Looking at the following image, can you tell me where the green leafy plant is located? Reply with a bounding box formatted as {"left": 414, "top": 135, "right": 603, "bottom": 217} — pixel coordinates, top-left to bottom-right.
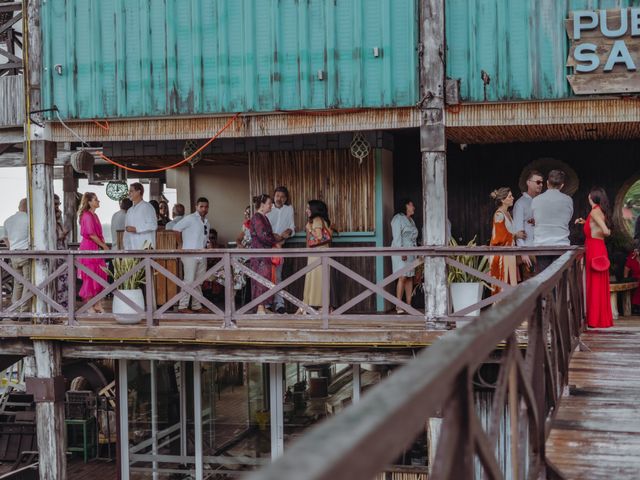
{"left": 103, "top": 258, "right": 146, "bottom": 290}
{"left": 447, "top": 236, "right": 490, "bottom": 285}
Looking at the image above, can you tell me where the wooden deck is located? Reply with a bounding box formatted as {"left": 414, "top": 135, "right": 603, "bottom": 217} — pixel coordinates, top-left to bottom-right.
{"left": 547, "top": 317, "right": 640, "bottom": 479}
{"left": 0, "top": 316, "right": 445, "bottom": 347}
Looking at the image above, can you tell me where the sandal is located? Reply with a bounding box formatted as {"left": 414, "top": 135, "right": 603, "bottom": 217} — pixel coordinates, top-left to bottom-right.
{"left": 396, "top": 308, "right": 405, "bottom": 315}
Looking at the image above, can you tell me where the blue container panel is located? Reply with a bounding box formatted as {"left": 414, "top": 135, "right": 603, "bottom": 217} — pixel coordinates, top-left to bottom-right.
{"left": 42, "top": 0, "right": 418, "bottom": 119}
{"left": 446, "top": 0, "right": 640, "bottom": 101}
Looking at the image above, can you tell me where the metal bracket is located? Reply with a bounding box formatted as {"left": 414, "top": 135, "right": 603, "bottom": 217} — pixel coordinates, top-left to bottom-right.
{"left": 25, "top": 376, "right": 66, "bottom": 403}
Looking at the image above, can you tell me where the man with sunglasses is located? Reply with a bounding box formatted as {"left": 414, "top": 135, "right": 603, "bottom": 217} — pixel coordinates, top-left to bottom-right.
{"left": 513, "top": 170, "right": 544, "bottom": 278}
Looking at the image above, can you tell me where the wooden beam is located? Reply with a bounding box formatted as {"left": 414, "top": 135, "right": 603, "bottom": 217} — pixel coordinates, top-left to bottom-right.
{"left": 32, "top": 341, "right": 66, "bottom": 480}
{"left": 420, "top": 0, "right": 448, "bottom": 323}
{"left": 60, "top": 343, "right": 425, "bottom": 364}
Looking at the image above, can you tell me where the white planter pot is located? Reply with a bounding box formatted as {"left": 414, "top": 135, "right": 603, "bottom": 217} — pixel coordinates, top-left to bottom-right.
{"left": 112, "top": 289, "right": 145, "bottom": 325}
{"left": 450, "top": 282, "right": 484, "bottom": 320}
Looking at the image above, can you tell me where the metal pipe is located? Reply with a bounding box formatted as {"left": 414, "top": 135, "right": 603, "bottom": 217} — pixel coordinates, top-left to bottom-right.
{"left": 194, "top": 361, "right": 203, "bottom": 480}
{"left": 150, "top": 360, "right": 158, "bottom": 480}
{"left": 118, "top": 360, "right": 130, "bottom": 480}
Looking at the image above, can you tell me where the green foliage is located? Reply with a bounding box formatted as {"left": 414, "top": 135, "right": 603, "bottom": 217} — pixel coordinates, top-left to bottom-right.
{"left": 103, "top": 257, "right": 145, "bottom": 290}
{"left": 447, "top": 236, "right": 490, "bottom": 285}
{"left": 623, "top": 179, "right": 640, "bottom": 236}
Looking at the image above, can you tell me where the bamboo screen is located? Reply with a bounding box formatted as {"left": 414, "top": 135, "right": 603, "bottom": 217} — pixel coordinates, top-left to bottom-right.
{"left": 248, "top": 150, "right": 375, "bottom": 232}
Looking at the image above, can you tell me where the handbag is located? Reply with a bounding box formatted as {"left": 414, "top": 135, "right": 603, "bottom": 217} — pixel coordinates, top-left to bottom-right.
{"left": 591, "top": 256, "right": 610, "bottom": 272}
{"left": 307, "top": 222, "right": 332, "bottom": 248}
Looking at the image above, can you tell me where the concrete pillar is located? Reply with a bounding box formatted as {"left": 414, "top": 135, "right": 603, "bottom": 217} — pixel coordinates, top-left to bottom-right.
{"left": 166, "top": 166, "right": 192, "bottom": 212}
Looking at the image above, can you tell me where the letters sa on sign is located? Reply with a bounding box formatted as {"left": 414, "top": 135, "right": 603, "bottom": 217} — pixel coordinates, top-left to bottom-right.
{"left": 566, "top": 8, "right": 640, "bottom": 94}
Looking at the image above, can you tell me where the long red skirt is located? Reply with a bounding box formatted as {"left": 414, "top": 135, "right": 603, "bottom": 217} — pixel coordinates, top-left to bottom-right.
{"left": 585, "top": 237, "right": 613, "bottom": 328}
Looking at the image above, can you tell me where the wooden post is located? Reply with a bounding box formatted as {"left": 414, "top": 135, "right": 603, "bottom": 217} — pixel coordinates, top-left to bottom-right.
{"left": 419, "top": 0, "right": 448, "bottom": 325}
{"left": 30, "top": 341, "right": 67, "bottom": 480}
{"left": 149, "top": 178, "right": 162, "bottom": 202}
{"left": 24, "top": 3, "right": 67, "bottom": 478}
{"left": 63, "top": 164, "right": 78, "bottom": 242}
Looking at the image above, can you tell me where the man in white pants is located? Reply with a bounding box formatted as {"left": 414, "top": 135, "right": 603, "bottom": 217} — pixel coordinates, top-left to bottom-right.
{"left": 266, "top": 186, "right": 295, "bottom": 314}
{"left": 3, "top": 198, "right": 30, "bottom": 317}
{"left": 173, "top": 197, "right": 210, "bottom": 313}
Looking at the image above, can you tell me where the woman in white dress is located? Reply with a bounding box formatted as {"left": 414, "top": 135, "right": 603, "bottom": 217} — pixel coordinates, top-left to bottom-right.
{"left": 391, "top": 199, "right": 419, "bottom": 313}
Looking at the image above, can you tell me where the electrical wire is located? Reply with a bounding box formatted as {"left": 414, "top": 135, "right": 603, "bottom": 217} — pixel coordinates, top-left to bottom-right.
{"left": 55, "top": 111, "right": 241, "bottom": 174}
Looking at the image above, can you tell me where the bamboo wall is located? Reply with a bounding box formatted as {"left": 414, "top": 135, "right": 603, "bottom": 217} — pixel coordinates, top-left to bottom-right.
{"left": 248, "top": 150, "right": 376, "bottom": 233}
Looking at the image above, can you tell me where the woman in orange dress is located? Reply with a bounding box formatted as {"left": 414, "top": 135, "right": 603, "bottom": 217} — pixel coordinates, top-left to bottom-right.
{"left": 489, "top": 188, "right": 526, "bottom": 294}
{"left": 575, "top": 187, "right": 613, "bottom": 328}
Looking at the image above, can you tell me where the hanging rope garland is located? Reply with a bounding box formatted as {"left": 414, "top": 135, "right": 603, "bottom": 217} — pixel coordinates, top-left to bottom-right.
{"left": 55, "top": 111, "right": 241, "bottom": 174}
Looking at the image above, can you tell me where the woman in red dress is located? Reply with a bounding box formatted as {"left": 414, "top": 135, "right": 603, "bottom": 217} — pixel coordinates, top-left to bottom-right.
{"left": 575, "top": 187, "right": 613, "bottom": 328}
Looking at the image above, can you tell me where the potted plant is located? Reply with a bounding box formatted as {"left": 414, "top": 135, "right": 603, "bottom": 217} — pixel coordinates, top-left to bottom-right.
{"left": 448, "top": 236, "right": 489, "bottom": 318}
{"left": 104, "top": 257, "right": 146, "bottom": 324}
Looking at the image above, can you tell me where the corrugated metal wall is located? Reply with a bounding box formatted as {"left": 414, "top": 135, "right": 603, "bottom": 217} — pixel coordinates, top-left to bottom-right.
{"left": 446, "top": 0, "right": 640, "bottom": 102}
{"left": 41, "top": 0, "right": 418, "bottom": 120}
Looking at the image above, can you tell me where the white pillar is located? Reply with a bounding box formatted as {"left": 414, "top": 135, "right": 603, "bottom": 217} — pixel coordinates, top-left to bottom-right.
{"left": 118, "top": 360, "right": 130, "bottom": 480}
{"left": 269, "top": 363, "right": 284, "bottom": 459}
{"left": 150, "top": 360, "right": 158, "bottom": 480}
{"left": 352, "top": 364, "right": 361, "bottom": 404}
{"left": 179, "top": 361, "right": 187, "bottom": 457}
{"left": 194, "top": 361, "right": 203, "bottom": 480}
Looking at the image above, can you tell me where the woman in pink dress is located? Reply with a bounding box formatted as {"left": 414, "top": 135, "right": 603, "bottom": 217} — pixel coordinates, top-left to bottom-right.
{"left": 78, "top": 193, "right": 110, "bottom": 313}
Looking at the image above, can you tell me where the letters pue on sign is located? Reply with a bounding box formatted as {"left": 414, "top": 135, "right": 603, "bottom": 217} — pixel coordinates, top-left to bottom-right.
{"left": 571, "top": 8, "right": 640, "bottom": 73}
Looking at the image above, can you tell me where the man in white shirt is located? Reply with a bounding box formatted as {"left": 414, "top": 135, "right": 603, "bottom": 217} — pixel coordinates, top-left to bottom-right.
{"left": 265, "top": 186, "right": 295, "bottom": 314}
{"left": 123, "top": 182, "right": 158, "bottom": 250}
{"left": 165, "top": 204, "right": 185, "bottom": 230}
{"left": 512, "top": 170, "right": 543, "bottom": 278}
{"left": 173, "top": 197, "right": 210, "bottom": 313}
{"left": 110, "top": 198, "right": 132, "bottom": 248}
{"left": 531, "top": 169, "right": 574, "bottom": 272}
{"left": 4, "top": 199, "right": 30, "bottom": 314}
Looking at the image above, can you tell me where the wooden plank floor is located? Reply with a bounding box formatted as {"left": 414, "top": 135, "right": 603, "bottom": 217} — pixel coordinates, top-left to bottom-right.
{"left": 546, "top": 317, "right": 640, "bottom": 479}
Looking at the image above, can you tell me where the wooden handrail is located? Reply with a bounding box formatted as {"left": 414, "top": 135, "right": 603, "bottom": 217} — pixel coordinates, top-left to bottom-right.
{"left": 0, "top": 246, "right": 582, "bottom": 329}
{"left": 245, "top": 251, "right": 584, "bottom": 480}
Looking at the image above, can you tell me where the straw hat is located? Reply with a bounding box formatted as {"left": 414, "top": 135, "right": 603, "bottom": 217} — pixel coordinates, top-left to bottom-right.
{"left": 518, "top": 158, "right": 579, "bottom": 196}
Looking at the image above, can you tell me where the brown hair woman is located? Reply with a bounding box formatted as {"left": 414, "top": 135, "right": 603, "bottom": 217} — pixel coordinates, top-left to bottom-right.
{"left": 489, "top": 188, "right": 526, "bottom": 294}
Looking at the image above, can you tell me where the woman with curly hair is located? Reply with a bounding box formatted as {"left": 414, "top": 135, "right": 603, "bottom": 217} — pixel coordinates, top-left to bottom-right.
{"left": 489, "top": 188, "right": 526, "bottom": 294}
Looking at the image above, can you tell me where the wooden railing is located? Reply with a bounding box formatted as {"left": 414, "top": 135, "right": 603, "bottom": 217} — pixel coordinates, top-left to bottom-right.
{"left": 0, "top": 75, "right": 23, "bottom": 128}
{"left": 0, "top": 246, "right": 574, "bottom": 328}
{"left": 0, "top": 1, "right": 22, "bottom": 78}
{"left": 244, "top": 250, "right": 585, "bottom": 479}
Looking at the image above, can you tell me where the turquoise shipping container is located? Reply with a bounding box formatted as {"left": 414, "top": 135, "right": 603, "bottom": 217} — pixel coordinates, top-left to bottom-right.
{"left": 41, "top": 0, "right": 418, "bottom": 120}
{"left": 446, "top": 0, "right": 640, "bottom": 102}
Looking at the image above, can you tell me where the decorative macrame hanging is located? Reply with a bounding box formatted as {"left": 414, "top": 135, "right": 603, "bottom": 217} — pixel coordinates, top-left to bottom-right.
{"left": 183, "top": 140, "right": 203, "bottom": 167}
{"left": 350, "top": 131, "right": 370, "bottom": 164}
